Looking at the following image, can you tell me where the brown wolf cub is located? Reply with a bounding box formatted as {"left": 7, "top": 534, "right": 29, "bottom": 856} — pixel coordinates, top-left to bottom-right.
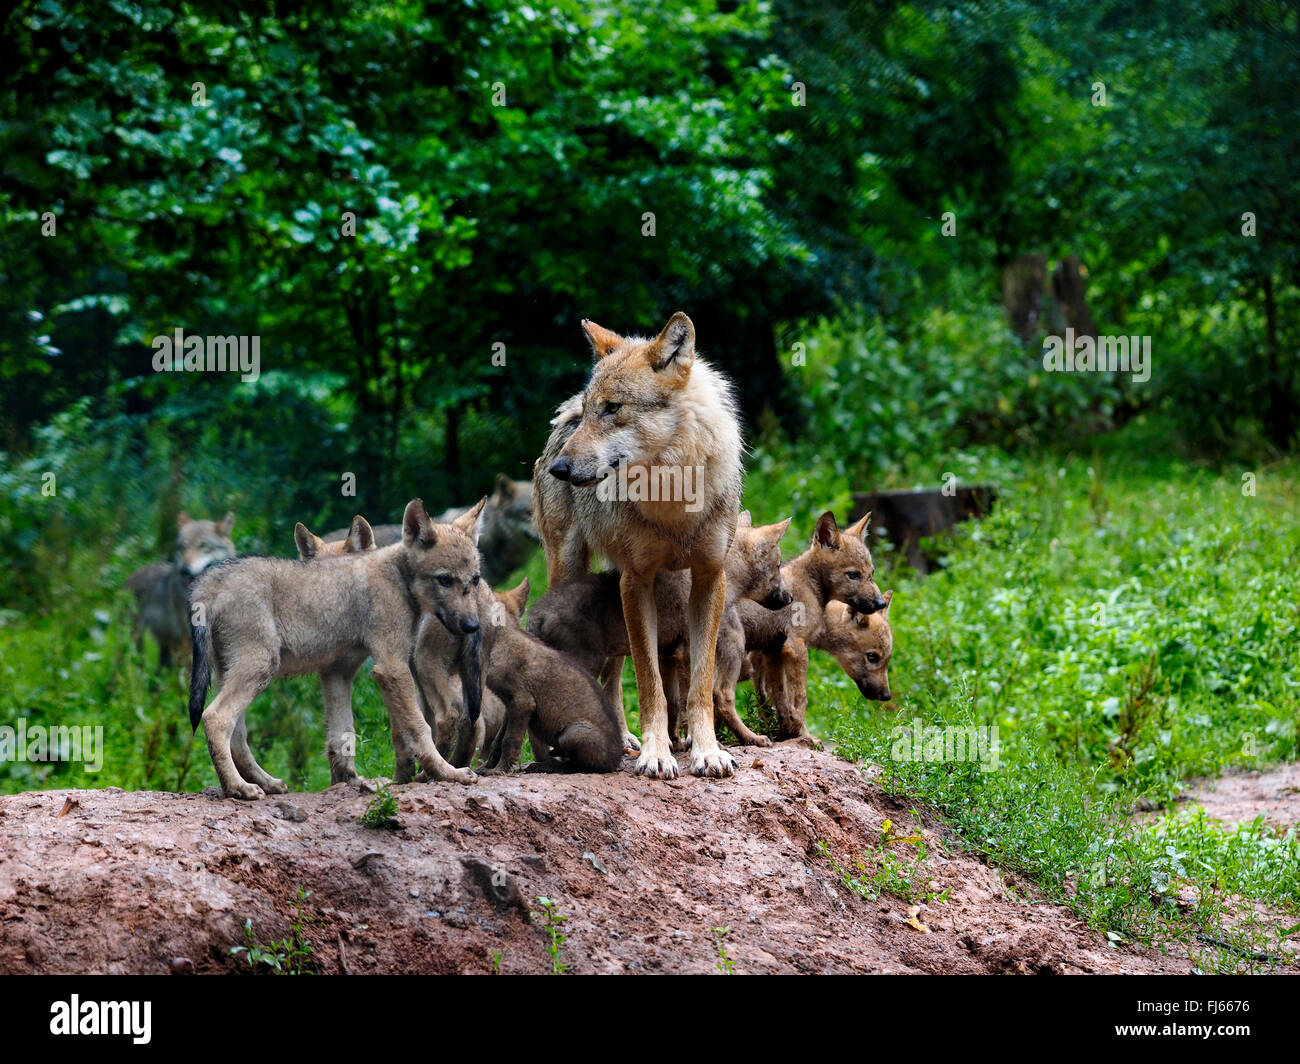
{"left": 188, "top": 499, "right": 481, "bottom": 799}
{"left": 126, "top": 511, "right": 236, "bottom": 665}
{"left": 478, "top": 578, "right": 624, "bottom": 774}
{"left": 539, "top": 312, "right": 745, "bottom": 779}
{"left": 740, "top": 590, "right": 895, "bottom": 745}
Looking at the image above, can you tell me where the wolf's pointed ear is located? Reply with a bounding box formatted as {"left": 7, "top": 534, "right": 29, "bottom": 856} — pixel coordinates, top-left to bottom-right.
{"left": 402, "top": 499, "right": 436, "bottom": 549}
{"left": 737, "top": 509, "right": 752, "bottom": 528}
{"left": 346, "top": 516, "right": 376, "bottom": 553}
{"left": 581, "top": 319, "right": 624, "bottom": 360}
{"left": 501, "top": 577, "right": 530, "bottom": 618}
{"left": 452, "top": 497, "right": 487, "bottom": 544}
{"left": 845, "top": 511, "right": 870, "bottom": 541}
{"left": 294, "top": 522, "right": 319, "bottom": 560}
{"left": 216, "top": 511, "right": 235, "bottom": 537}
{"left": 813, "top": 511, "right": 842, "bottom": 550}
{"left": 881, "top": 588, "right": 893, "bottom": 618}
{"left": 494, "top": 473, "right": 516, "bottom": 499}
{"left": 177, "top": 511, "right": 193, "bottom": 528}
{"left": 647, "top": 311, "right": 695, "bottom": 377}
{"left": 761, "top": 516, "right": 793, "bottom": 547}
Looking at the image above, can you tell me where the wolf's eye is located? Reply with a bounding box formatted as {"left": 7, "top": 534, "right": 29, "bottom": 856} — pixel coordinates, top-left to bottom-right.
{"left": 867, "top": 652, "right": 880, "bottom": 664}
{"left": 437, "top": 574, "right": 454, "bottom": 588}
{"left": 846, "top": 570, "right": 861, "bottom": 581}
{"left": 602, "top": 401, "right": 622, "bottom": 416}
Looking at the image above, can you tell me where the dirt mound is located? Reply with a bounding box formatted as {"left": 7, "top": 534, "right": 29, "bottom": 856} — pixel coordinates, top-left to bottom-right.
{"left": 0, "top": 746, "right": 1190, "bottom": 974}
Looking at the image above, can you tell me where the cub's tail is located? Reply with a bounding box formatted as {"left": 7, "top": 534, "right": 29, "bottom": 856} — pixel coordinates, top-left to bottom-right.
{"left": 188, "top": 620, "right": 213, "bottom": 731}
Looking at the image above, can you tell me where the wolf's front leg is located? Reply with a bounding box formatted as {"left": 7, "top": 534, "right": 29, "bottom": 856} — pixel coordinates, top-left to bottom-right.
{"left": 621, "top": 569, "right": 676, "bottom": 779}
{"left": 371, "top": 657, "right": 475, "bottom": 786}
{"left": 479, "top": 693, "right": 533, "bottom": 774}
{"left": 685, "top": 564, "right": 736, "bottom": 777}
{"left": 599, "top": 658, "right": 639, "bottom": 752}
{"left": 320, "top": 666, "right": 359, "bottom": 785}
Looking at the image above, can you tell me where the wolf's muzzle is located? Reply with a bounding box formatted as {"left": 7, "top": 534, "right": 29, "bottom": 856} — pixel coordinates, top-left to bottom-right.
{"left": 852, "top": 594, "right": 889, "bottom": 615}
{"left": 548, "top": 457, "right": 572, "bottom": 481}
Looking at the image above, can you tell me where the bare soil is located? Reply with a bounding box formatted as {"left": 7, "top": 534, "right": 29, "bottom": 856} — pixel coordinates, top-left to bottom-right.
{"left": 1170, "top": 763, "right": 1300, "bottom": 832}
{"left": 0, "top": 745, "right": 1196, "bottom": 974}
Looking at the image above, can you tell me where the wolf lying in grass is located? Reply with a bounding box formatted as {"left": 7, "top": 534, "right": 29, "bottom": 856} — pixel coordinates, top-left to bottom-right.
{"left": 321, "top": 475, "right": 539, "bottom": 586}
{"left": 188, "top": 499, "right": 482, "bottom": 799}
{"left": 479, "top": 578, "right": 625, "bottom": 774}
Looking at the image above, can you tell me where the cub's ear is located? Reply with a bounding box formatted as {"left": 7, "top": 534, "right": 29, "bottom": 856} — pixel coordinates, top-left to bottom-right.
{"left": 346, "top": 516, "right": 376, "bottom": 553}
{"left": 452, "top": 497, "right": 487, "bottom": 545}
{"left": 494, "top": 473, "right": 516, "bottom": 499}
{"left": 500, "top": 577, "right": 530, "bottom": 619}
{"left": 813, "top": 511, "right": 842, "bottom": 550}
{"left": 845, "top": 511, "right": 871, "bottom": 541}
{"left": 581, "top": 319, "right": 624, "bottom": 360}
{"left": 294, "top": 522, "right": 320, "bottom": 561}
{"left": 881, "top": 588, "right": 893, "bottom": 618}
{"left": 647, "top": 311, "right": 695, "bottom": 377}
{"left": 177, "top": 511, "right": 193, "bottom": 529}
{"left": 760, "top": 516, "right": 793, "bottom": 547}
{"left": 737, "top": 509, "right": 752, "bottom": 528}
{"left": 402, "top": 499, "right": 436, "bottom": 549}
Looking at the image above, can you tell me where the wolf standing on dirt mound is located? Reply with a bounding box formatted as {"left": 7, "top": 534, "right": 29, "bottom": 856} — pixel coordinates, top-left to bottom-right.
{"left": 538, "top": 311, "right": 744, "bottom": 779}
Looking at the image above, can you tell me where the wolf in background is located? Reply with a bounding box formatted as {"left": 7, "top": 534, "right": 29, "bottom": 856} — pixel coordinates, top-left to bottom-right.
{"left": 126, "top": 511, "right": 236, "bottom": 666}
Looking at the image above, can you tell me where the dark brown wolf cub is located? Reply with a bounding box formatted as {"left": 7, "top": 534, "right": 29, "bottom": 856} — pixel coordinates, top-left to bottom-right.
{"left": 479, "top": 579, "right": 624, "bottom": 774}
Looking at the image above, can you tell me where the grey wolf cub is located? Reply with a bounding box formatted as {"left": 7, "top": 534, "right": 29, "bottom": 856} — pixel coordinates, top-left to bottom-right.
{"left": 740, "top": 590, "right": 895, "bottom": 745}
{"left": 187, "top": 499, "right": 480, "bottom": 799}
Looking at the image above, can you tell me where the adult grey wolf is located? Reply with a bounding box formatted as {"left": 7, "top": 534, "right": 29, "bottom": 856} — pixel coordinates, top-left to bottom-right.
{"left": 540, "top": 312, "right": 744, "bottom": 779}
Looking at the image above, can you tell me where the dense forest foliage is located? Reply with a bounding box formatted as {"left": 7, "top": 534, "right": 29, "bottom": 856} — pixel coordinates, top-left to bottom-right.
{"left": 2, "top": 0, "right": 1296, "bottom": 558}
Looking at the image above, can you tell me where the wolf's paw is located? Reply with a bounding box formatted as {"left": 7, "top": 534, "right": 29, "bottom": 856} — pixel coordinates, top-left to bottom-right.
{"left": 225, "top": 781, "right": 265, "bottom": 801}
{"left": 329, "top": 768, "right": 358, "bottom": 787}
{"left": 750, "top": 735, "right": 773, "bottom": 749}
{"left": 262, "top": 777, "right": 290, "bottom": 795}
{"left": 623, "top": 731, "right": 642, "bottom": 754}
{"left": 786, "top": 733, "right": 823, "bottom": 750}
{"left": 689, "top": 747, "right": 736, "bottom": 778}
{"left": 670, "top": 733, "right": 693, "bottom": 753}
{"left": 635, "top": 749, "right": 680, "bottom": 780}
